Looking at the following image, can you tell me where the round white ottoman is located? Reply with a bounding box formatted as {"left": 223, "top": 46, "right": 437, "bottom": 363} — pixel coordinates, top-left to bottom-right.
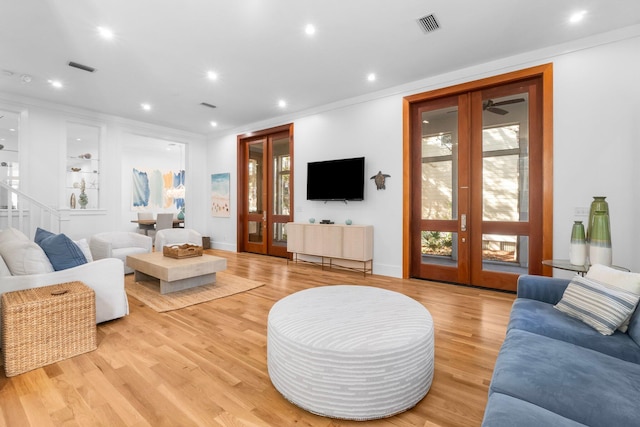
{"left": 267, "top": 285, "right": 434, "bottom": 420}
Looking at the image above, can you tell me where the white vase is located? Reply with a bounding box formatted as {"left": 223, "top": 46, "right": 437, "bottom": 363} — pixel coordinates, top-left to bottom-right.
{"left": 569, "top": 243, "right": 587, "bottom": 266}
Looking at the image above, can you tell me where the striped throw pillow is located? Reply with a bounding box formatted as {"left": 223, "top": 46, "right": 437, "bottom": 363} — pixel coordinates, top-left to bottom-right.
{"left": 554, "top": 275, "right": 640, "bottom": 335}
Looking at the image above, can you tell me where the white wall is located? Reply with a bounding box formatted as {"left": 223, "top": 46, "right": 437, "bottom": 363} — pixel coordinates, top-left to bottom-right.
{"left": 207, "top": 25, "right": 640, "bottom": 277}
{"left": 552, "top": 34, "right": 640, "bottom": 278}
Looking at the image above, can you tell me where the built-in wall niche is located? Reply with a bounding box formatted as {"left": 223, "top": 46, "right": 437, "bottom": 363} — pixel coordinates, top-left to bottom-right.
{"left": 0, "top": 110, "right": 20, "bottom": 208}
{"left": 66, "top": 122, "right": 101, "bottom": 210}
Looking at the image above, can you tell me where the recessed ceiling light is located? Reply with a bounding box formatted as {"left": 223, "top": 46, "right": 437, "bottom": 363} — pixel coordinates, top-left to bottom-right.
{"left": 367, "top": 73, "right": 376, "bottom": 82}
{"left": 97, "top": 26, "right": 114, "bottom": 40}
{"left": 9, "top": 129, "right": 15, "bottom": 132}
{"left": 48, "top": 79, "right": 63, "bottom": 89}
{"left": 76, "top": 138, "right": 82, "bottom": 141}
{"left": 210, "top": 121, "right": 218, "bottom": 127}
{"left": 207, "top": 71, "right": 218, "bottom": 80}
{"left": 278, "top": 99, "right": 287, "bottom": 108}
{"left": 569, "top": 10, "right": 587, "bottom": 23}
{"left": 141, "top": 103, "right": 152, "bottom": 111}
{"left": 305, "top": 24, "right": 316, "bottom": 36}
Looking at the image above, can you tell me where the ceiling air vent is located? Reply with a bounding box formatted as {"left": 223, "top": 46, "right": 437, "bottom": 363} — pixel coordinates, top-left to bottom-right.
{"left": 200, "top": 102, "right": 217, "bottom": 109}
{"left": 417, "top": 14, "right": 440, "bottom": 33}
{"left": 68, "top": 61, "right": 96, "bottom": 73}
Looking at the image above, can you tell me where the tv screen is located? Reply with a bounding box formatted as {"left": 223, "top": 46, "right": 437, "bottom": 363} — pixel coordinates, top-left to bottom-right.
{"left": 307, "top": 157, "right": 365, "bottom": 201}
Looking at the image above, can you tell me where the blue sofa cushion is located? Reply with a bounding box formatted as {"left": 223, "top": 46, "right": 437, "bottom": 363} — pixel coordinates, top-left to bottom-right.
{"left": 489, "top": 329, "right": 640, "bottom": 427}
{"left": 509, "top": 298, "right": 640, "bottom": 364}
{"left": 517, "top": 274, "right": 570, "bottom": 304}
{"left": 482, "top": 392, "right": 587, "bottom": 427}
{"left": 628, "top": 308, "right": 640, "bottom": 347}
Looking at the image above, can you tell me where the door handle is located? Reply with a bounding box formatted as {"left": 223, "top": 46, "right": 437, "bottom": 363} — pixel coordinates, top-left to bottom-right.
{"left": 461, "top": 214, "right": 467, "bottom": 232}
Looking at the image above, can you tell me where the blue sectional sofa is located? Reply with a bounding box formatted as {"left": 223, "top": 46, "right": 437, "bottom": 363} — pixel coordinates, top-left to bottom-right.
{"left": 482, "top": 274, "right": 640, "bottom": 426}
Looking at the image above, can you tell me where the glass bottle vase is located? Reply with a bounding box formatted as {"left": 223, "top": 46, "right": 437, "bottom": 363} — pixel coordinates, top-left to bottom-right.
{"left": 589, "top": 210, "right": 612, "bottom": 266}
{"left": 569, "top": 220, "right": 586, "bottom": 266}
{"left": 587, "top": 196, "right": 609, "bottom": 242}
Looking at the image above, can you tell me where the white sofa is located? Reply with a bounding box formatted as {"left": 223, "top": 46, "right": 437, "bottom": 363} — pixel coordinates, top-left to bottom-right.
{"left": 154, "top": 228, "right": 203, "bottom": 252}
{"left": 0, "top": 228, "right": 129, "bottom": 343}
{"left": 1, "top": 257, "right": 129, "bottom": 325}
{"left": 90, "top": 231, "right": 152, "bottom": 274}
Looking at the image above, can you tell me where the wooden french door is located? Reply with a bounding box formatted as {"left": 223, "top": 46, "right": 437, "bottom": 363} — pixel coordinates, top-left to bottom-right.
{"left": 405, "top": 66, "right": 552, "bottom": 291}
{"left": 238, "top": 124, "right": 293, "bottom": 258}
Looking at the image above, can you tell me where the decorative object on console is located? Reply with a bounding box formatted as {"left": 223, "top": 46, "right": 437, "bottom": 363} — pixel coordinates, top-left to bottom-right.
{"left": 177, "top": 206, "right": 185, "bottom": 220}
{"left": 370, "top": 171, "right": 391, "bottom": 190}
{"left": 70, "top": 193, "right": 76, "bottom": 209}
{"left": 309, "top": 218, "right": 315, "bottom": 223}
{"left": 345, "top": 219, "right": 352, "bottom": 225}
{"left": 320, "top": 220, "right": 334, "bottom": 224}
{"left": 78, "top": 178, "right": 88, "bottom": 209}
{"left": 569, "top": 220, "right": 586, "bottom": 266}
{"left": 589, "top": 210, "right": 612, "bottom": 266}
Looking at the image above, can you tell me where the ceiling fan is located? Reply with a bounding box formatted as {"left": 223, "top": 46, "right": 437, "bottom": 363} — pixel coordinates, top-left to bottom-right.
{"left": 483, "top": 98, "right": 525, "bottom": 115}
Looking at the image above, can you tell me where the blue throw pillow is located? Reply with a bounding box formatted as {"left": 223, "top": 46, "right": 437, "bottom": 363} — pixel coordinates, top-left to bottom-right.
{"left": 34, "top": 228, "right": 87, "bottom": 271}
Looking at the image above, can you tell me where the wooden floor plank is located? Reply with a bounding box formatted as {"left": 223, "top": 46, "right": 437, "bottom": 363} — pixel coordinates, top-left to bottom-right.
{"left": 0, "top": 250, "right": 515, "bottom": 426}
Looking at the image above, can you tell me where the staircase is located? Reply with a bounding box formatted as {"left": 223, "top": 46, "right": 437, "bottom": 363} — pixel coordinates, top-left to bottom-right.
{"left": 0, "top": 181, "right": 63, "bottom": 238}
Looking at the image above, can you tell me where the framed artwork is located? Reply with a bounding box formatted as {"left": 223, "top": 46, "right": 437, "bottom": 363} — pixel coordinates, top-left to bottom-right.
{"left": 211, "top": 173, "right": 230, "bottom": 217}
{"left": 132, "top": 168, "right": 185, "bottom": 210}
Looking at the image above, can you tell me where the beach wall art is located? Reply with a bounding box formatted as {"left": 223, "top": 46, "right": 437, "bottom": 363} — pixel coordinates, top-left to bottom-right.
{"left": 132, "top": 168, "right": 185, "bottom": 210}
{"left": 211, "top": 173, "right": 230, "bottom": 217}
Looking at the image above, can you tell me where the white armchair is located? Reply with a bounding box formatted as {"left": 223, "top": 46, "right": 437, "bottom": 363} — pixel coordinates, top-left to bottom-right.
{"left": 90, "top": 232, "right": 152, "bottom": 274}
{"left": 154, "top": 228, "right": 203, "bottom": 252}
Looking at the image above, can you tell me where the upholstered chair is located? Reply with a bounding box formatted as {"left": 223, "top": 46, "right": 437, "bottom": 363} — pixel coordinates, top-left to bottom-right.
{"left": 154, "top": 228, "right": 203, "bottom": 252}
{"left": 90, "top": 231, "right": 152, "bottom": 274}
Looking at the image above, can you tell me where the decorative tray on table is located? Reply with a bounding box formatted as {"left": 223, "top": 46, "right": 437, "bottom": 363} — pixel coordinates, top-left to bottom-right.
{"left": 162, "top": 244, "right": 204, "bottom": 259}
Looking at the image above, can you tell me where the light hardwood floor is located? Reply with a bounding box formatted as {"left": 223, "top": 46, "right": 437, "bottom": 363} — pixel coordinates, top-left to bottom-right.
{"left": 0, "top": 250, "right": 516, "bottom": 427}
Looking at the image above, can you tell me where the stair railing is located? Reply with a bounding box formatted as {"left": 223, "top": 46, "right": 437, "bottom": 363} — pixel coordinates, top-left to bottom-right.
{"left": 0, "top": 181, "right": 63, "bottom": 238}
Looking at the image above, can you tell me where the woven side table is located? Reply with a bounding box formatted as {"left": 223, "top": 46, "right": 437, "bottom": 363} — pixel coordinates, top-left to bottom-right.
{"left": 2, "top": 281, "right": 97, "bottom": 377}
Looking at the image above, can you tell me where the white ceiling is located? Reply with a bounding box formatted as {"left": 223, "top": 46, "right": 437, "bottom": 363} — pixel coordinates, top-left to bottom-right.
{"left": 1, "top": 0, "right": 639, "bottom": 136}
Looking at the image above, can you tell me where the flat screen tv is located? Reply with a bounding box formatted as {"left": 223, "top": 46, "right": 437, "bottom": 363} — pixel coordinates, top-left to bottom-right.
{"left": 307, "top": 157, "right": 365, "bottom": 201}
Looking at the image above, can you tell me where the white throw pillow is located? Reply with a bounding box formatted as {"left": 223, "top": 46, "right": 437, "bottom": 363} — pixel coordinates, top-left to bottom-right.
{"left": 0, "top": 255, "right": 12, "bottom": 277}
{"left": 74, "top": 238, "right": 94, "bottom": 262}
{"left": 0, "top": 227, "right": 29, "bottom": 243}
{"left": 586, "top": 264, "right": 640, "bottom": 332}
{"left": 555, "top": 275, "right": 640, "bottom": 335}
{"left": 0, "top": 239, "right": 54, "bottom": 275}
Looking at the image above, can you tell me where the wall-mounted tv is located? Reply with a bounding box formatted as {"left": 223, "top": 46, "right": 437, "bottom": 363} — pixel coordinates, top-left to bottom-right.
{"left": 307, "top": 156, "right": 365, "bottom": 201}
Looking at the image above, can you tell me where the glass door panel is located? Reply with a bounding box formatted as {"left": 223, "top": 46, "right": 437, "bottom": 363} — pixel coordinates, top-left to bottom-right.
{"left": 468, "top": 78, "right": 543, "bottom": 290}
{"left": 267, "top": 133, "right": 291, "bottom": 257}
{"left": 482, "top": 97, "right": 529, "bottom": 223}
{"left": 482, "top": 234, "right": 528, "bottom": 274}
{"left": 245, "top": 140, "right": 267, "bottom": 253}
{"left": 413, "top": 94, "right": 469, "bottom": 284}
{"left": 477, "top": 91, "right": 529, "bottom": 276}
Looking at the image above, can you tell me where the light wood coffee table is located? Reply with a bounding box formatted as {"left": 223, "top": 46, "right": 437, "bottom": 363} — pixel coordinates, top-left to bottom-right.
{"left": 126, "top": 252, "right": 227, "bottom": 294}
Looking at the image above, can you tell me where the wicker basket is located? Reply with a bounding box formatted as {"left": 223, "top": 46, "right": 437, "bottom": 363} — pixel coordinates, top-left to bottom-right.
{"left": 2, "top": 281, "right": 97, "bottom": 377}
{"left": 163, "top": 244, "right": 203, "bottom": 259}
